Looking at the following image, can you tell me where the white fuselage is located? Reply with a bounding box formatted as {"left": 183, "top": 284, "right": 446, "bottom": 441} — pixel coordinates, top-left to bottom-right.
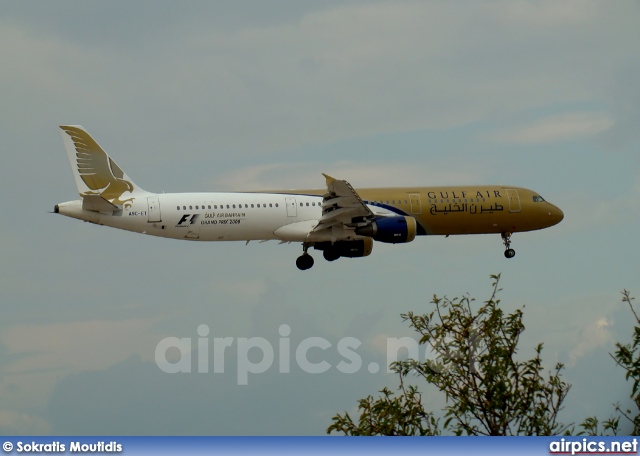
{"left": 56, "top": 192, "right": 355, "bottom": 243}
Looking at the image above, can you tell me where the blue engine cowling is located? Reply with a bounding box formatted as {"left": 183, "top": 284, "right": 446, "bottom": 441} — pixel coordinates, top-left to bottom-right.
{"left": 356, "top": 216, "right": 417, "bottom": 244}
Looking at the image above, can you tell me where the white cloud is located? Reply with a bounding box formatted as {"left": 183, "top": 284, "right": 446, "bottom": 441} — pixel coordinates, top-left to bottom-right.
{"left": 568, "top": 316, "right": 614, "bottom": 365}
{"left": 206, "top": 278, "right": 269, "bottom": 304}
{"left": 483, "top": 111, "right": 614, "bottom": 144}
{"left": 211, "top": 161, "right": 484, "bottom": 191}
{"left": 492, "top": 0, "right": 598, "bottom": 27}
{"left": 0, "top": 318, "right": 163, "bottom": 416}
{"left": 2, "top": 1, "right": 634, "bottom": 156}
{"left": 1, "top": 0, "right": 638, "bottom": 436}
{"left": 2, "top": 318, "right": 160, "bottom": 374}
{"left": 553, "top": 177, "right": 640, "bottom": 234}
{"left": 0, "top": 409, "right": 51, "bottom": 434}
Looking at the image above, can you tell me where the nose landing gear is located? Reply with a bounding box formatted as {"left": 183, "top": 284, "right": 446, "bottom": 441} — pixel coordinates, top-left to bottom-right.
{"left": 502, "top": 232, "right": 516, "bottom": 259}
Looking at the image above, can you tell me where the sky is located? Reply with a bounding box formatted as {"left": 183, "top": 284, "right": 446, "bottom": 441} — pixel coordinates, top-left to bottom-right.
{"left": 0, "top": 0, "right": 639, "bottom": 435}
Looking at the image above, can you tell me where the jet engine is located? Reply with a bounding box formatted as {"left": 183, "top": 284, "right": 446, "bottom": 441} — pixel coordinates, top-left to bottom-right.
{"left": 355, "top": 216, "right": 417, "bottom": 244}
{"left": 314, "top": 238, "right": 374, "bottom": 261}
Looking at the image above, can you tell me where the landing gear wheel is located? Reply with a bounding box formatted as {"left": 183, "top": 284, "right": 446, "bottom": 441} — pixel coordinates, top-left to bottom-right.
{"left": 323, "top": 249, "right": 340, "bottom": 262}
{"left": 296, "top": 254, "right": 314, "bottom": 270}
{"left": 501, "top": 232, "right": 515, "bottom": 259}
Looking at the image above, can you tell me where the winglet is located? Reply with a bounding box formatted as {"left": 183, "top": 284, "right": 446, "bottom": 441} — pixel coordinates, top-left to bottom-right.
{"left": 322, "top": 173, "right": 336, "bottom": 186}
{"left": 313, "top": 174, "right": 374, "bottom": 234}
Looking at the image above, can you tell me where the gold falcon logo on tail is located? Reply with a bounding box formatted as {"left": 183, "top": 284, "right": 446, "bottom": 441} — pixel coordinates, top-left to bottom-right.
{"left": 60, "top": 125, "right": 139, "bottom": 208}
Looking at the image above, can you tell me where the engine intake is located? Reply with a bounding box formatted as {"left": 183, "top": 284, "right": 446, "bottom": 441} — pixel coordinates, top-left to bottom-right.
{"left": 356, "top": 216, "right": 417, "bottom": 244}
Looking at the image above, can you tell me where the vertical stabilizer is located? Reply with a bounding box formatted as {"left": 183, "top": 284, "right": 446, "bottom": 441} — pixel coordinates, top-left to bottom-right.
{"left": 60, "top": 125, "right": 146, "bottom": 208}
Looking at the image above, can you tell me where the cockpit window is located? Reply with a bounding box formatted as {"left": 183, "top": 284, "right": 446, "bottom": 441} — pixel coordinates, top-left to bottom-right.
{"left": 533, "top": 195, "right": 546, "bottom": 202}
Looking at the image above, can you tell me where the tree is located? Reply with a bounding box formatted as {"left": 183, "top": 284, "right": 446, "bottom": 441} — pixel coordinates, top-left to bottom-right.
{"left": 581, "top": 290, "right": 639, "bottom": 436}
{"left": 327, "top": 274, "right": 572, "bottom": 435}
{"left": 327, "top": 379, "right": 441, "bottom": 436}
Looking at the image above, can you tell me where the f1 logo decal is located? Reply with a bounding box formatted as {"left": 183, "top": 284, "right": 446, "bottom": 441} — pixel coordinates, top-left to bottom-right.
{"left": 176, "top": 214, "right": 199, "bottom": 227}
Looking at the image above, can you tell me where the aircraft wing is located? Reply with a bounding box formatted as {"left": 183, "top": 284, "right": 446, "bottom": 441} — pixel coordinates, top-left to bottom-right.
{"left": 312, "top": 174, "right": 374, "bottom": 234}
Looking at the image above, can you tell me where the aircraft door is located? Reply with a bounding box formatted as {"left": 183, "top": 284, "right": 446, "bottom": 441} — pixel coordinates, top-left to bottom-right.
{"left": 147, "top": 196, "right": 162, "bottom": 222}
{"left": 506, "top": 189, "right": 521, "bottom": 213}
{"left": 285, "top": 197, "right": 297, "bottom": 217}
{"left": 409, "top": 194, "right": 422, "bottom": 214}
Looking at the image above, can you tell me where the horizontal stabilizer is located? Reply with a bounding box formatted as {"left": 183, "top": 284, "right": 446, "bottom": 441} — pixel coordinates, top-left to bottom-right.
{"left": 82, "top": 194, "right": 120, "bottom": 213}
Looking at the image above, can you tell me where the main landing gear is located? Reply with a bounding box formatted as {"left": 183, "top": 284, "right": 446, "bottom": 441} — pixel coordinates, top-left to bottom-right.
{"left": 502, "top": 232, "right": 516, "bottom": 259}
{"left": 296, "top": 243, "right": 315, "bottom": 270}
{"left": 296, "top": 242, "right": 343, "bottom": 270}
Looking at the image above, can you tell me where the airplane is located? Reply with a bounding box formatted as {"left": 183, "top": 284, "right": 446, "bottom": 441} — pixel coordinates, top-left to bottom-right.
{"left": 54, "top": 125, "right": 564, "bottom": 270}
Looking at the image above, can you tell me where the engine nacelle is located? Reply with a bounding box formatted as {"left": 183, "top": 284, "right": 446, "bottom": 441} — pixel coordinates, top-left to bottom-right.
{"left": 314, "top": 238, "right": 373, "bottom": 259}
{"left": 356, "top": 216, "right": 417, "bottom": 244}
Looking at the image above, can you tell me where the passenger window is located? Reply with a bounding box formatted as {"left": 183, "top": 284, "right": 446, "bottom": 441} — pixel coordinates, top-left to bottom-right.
{"left": 269, "top": 203, "right": 272, "bottom": 207}
{"left": 176, "top": 206, "right": 180, "bottom": 210}
{"left": 189, "top": 206, "right": 193, "bottom": 210}
{"left": 275, "top": 203, "right": 279, "bottom": 207}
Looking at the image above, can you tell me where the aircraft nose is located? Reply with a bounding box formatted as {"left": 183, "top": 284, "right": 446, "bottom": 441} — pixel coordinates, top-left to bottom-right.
{"left": 548, "top": 204, "right": 564, "bottom": 226}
